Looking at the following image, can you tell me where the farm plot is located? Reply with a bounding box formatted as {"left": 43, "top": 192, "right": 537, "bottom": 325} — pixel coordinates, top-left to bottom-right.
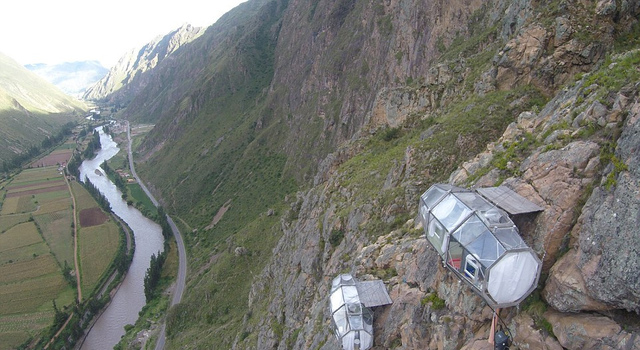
{"left": 0, "top": 273, "right": 67, "bottom": 315}
{"left": 36, "top": 197, "right": 71, "bottom": 215}
{"left": 2, "top": 166, "right": 74, "bottom": 267}
{"left": 6, "top": 184, "right": 67, "bottom": 199}
{"left": 0, "top": 255, "right": 59, "bottom": 285}
{"left": 0, "top": 155, "right": 76, "bottom": 348}
{"left": 34, "top": 210, "right": 73, "bottom": 267}
{"left": 0, "top": 222, "right": 46, "bottom": 264}
{"left": 0, "top": 196, "right": 36, "bottom": 215}
{"left": 0, "top": 213, "right": 31, "bottom": 233}
{"left": 30, "top": 148, "right": 73, "bottom": 168}
{"left": 2, "top": 166, "right": 68, "bottom": 216}
{"left": 0, "top": 312, "right": 52, "bottom": 350}
{"left": 7, "top": 167, "right": 61, "bottom": 187}
{"left": 6, "top": 182, "right": 66, "bottom": 197}
{"left": 79, "top": 222, "right": 120, "bottom": 296}
{"left": 72, "top": 181, "right": 100, "bottom": 210}
{"left": 0, "top": 221, "right": 74, "bottom": 348}
{"left": 79, "top": 207, "right": 108, "bottom": 227}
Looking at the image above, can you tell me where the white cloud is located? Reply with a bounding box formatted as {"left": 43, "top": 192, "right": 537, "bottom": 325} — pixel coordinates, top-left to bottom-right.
{"left": 0, "top": 0, "right": 246, "bottom": 68}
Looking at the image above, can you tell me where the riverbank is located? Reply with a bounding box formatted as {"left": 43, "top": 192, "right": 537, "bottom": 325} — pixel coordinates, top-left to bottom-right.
{"left": 72, "top": 213, "right": 135, "bottom": 350}
{"left": 76, "top": 126, "right": 164, "bottom": 349}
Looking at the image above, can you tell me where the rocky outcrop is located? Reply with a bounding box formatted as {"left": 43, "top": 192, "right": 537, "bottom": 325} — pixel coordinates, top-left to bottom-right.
{"left": 576, "top": 100, "right": 640, "bottom": 312}
{"left": 545, "top": 311, "right": 640, "bottom": 350}
{"left": 490, "top": 0, "right": 640, "bottom": 95}
{"left": 448, "top": 56, "right": 640, "bottom": 347}
{"left": 544, "top": 97, "right": 640, "bottom": 315}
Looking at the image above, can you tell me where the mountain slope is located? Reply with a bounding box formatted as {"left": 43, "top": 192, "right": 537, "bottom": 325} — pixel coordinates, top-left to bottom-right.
{"left": 106, "top": 0, "right": 640, "bottom": 348}
{"left": 0, "top": 53, "right": 86, "bottom": 114}
{"left": 82, "top": 24, "right": 204, "bottom": 106}
{"left": 26, "top": 61, "right": 108, "bottom": 97}
{"left": 0, "top": 52, "right": 85, "bottom": 164}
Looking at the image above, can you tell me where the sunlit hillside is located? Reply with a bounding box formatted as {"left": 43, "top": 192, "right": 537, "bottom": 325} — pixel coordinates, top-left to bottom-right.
{"left": 0, "top": 52, "right": 85, "bottom": 164}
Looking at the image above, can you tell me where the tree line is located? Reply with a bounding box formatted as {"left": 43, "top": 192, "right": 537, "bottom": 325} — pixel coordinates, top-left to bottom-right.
{"left": 83, "top": 179, "right": 111, "bottom": 212}
{"left": 143, "top": 206, "right": 173, "bottom": 302}
{"left": 101, "top": 160, "right": 128, "bottom": 200}
{"left": 2, "top": 122, "right": 75, "bottom": 174}
{"left": 83, "top": 130, "right": 101, "bottom": 159}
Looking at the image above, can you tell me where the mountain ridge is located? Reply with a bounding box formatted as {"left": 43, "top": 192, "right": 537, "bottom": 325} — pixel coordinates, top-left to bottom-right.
{"left": 83, "top": 23, "right": 205, "bottom": 105}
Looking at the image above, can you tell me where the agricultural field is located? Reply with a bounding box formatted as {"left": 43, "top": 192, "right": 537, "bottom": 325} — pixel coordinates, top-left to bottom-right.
{"left": 72, "top": 182, "right": 121, "bottom": 299}
{"left": 0, "top": 164, "right": 75, "bottom": 348}
{"left": 78, "top": 222, "right": 120, "bottom": 295}
{"left": 29, "top": 140, "right": 75, "bottom": 168}
{"left": 0, "top": 140, "right": 123, "bottom": 347}
{"left": 0, "top": 221, "right": 73, "bottom": 349}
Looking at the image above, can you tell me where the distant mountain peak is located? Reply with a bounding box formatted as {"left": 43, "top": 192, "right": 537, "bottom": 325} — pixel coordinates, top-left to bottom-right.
{"left": 83, "top": 24, "right": 205, "bottom": 102}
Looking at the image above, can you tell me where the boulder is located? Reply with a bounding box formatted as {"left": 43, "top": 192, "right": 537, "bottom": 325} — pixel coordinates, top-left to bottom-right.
{"left": 543, "top": 250, "right": 610, "bottom": 312}
{"left": 545, "top": 311, "right": 640, "bottom": 350}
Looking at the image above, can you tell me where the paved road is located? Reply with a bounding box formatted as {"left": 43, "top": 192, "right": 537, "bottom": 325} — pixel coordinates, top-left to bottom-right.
{"left": 126, "top": 122, "right": 187, "bottom": 350}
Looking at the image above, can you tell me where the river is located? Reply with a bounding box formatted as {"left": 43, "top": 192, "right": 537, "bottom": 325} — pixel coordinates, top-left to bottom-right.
{"left": 78, "top": 126, "right": 164, "bottom": 349}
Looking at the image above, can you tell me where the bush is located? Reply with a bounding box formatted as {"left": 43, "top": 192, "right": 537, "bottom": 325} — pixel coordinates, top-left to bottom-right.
{"left": 329, "top": 229, "right": 344, "bottom": 247}
{"left": 421, "top": 292, "right": 445, "bottom": 310}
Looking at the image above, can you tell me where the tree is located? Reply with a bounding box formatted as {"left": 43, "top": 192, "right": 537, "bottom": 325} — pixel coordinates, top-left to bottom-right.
{"left": 143, "top": 252, "right": 166, "bottom": 302}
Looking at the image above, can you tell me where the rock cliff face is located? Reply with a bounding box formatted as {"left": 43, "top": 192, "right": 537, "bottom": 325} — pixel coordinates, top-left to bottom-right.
{"left": 82, "top": 24, "right": 204, "bottom": 104}
{"left": 105, "top": 0, "right": 640, "bottom": 348}
{"left": 236, "top": 1, "right": 640, "bottom": 349}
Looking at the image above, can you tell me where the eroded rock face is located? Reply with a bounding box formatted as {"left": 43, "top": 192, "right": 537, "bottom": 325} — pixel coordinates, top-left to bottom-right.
{"left": 493, "top": 1, "right": 616, "bottom": 95}
{"left": 543, "top": 100, "right": 640, "bottom": 314}
{"left": 575, "top": 101, "right": 640, "bottom": 312}
{"left": 545, "top": 311, "right": 640, "bottom": 350}
{"left": 543, "top": 250, "right": 610, "bottom": 313}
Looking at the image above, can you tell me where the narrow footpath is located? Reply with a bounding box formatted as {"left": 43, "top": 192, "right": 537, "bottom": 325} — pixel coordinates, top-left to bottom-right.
{"left": 45, "top": 150, "right": 82, "bottom": 349}
{"left": 64, "top": 156, "right": 82, "bottom": 301}
{"left": 126, "top": 121, "right": 187, "bottom": 350}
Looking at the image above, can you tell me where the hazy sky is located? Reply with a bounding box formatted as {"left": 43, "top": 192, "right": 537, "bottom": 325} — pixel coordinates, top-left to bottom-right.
{"left": 0, "top": 0, "right": 246, "bottom": 68}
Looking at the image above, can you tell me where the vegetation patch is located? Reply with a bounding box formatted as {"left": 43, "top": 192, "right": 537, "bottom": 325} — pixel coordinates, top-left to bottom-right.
{"left": 421, "top": 292, "right": 446, "bottom": 310}
{"left": 522, "top": 290, "right": 555, "bottom": 337}
{"left": 329, "top": 229, "right": 345, "bottom": 247}
{"left": 583, "top": 50, "right": 640, "bottom": 99}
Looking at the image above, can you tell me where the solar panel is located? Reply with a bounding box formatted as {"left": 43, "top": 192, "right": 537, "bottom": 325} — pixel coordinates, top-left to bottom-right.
{"left": 477, "top": 186, "right": 543, "bottom": 215}
{"left": 355, "top": 280, "right": 392, "bottom": 308}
